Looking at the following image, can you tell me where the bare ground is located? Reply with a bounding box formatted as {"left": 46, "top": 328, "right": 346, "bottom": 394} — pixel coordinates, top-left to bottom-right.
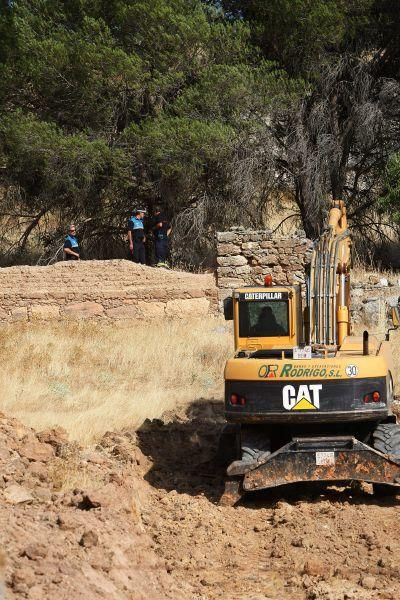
{"left": 2, "top": 400, "right": 400, "bottom": 599}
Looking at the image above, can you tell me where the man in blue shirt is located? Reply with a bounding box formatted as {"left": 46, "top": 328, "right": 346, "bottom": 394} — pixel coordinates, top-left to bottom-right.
{"left": 152, "top": 205, "right": 172, "bottom": 267}
{"left": 128, "top": 209, "right": 146, "bottom": 264}
{"left": 63, "top": 224, "right": 80, "bottom": 260}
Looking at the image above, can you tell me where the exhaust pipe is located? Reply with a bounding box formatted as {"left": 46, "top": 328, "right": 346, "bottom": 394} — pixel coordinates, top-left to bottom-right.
{"left": 363, "top": 330, "right": 369, "bottom": 356}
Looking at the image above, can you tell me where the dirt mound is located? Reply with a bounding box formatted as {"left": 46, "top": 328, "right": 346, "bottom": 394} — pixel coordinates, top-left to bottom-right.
{"left": 0, "top": 413, "right": 190, "bottom": 599}
{"left": 2, "top": 403, "right": 400, "bottom": 599}
{"left": 137, "top": 400, "right": 400, "bottom": 599}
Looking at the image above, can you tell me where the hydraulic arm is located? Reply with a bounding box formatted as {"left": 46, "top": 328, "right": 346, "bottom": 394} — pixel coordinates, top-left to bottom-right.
{"left": 308, "top": 200, "right": 351, "bottom": 347}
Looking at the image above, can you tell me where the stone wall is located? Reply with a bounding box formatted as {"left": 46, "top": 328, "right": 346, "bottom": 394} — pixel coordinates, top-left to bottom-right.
{"left": 216, "top": 229, "right": 313, "bottom": 301}
{"left": 0, "top": 248, "right": 398, "bottom": 329}
{"left": 351, "top": 280, "right": 400, "bottom": 330}
{"left": 216, "top": 228, "right": 400, "bottom": 330}
{"left": 0, "top": 260, "right": 218, "bottom": 323}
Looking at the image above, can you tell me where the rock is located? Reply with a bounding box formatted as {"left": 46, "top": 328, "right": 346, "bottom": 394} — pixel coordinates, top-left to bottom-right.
{"left": 216, "top": 232, "right": 237, "bottom": 242}
{"left": 12, "top": 566, "right": 36, "bottom": 588}
{"left": 4, "top": 457, "right": 26, "bottom": 477}
{"left": 112, "top": 440, "right": 134, "bottom": 458}
{"left": 216, "top": 277, "right": 245, "bottom": 289}
{"left": 89, "top": 547, "right": 112, "bottom": 571}
{"left": 272, "top": 501, "right": 294, "bottom": 525}
{"left": 303, "top": 559, "right": 326, "bottom": 577}
{"left": 57, "top": 513, "right": 82, "bottom": 531}
{"left": 216, "top": 266, "right": 236, "bottom": 277}
{"left": 241, "top": 242, "right": 259, "bottom": 251}
{"left": 22, "top": 543, "right": 48, "bottom": 560}
{"left": 80, "top": 530, "right": 99, "bottom": 548}
{"left": 165, "top": 298, "right": 210, "bottom": 319}
{"left": 368, "top": 274, "right": 380, "bottom": 285}
{"left": 235, "top": 265, "right": 252, "bottom": 275}
{"left": 135, "top": 302, "right": 166, "bottom": 319}
{"left": 362, "top": 298, "right": 381, "bottom": 326}
{"left": 217, "top": 243, "right": 241, "bottom": 256}
{"left": 80, "top": 491, "right": 103, "bottom": 510}
{"left": 33, "top": 487, "right": 52, "bottom": 502}
{"left": 27, "top": 462, "right": 49, "bottom": 481}
{"left": 80, "top": 450, "right": 106, "bottom": 465}
{"left": 379, "top": 278, "right": 389, "bottom": 287}
{"left": 259, "top": 255, "right": 279, "bottom": 266}
{"left": 64, "top": 302, "right": 104, "bottom": 319}
{"left": 0, "top": 446, "right": 10, "bottom": 460}
{"left": 360, "top": 575, "right": 376, "bottom": 589}
{"left": 260, "top": 240, "right": 274, "bottom": 249}
{"left": 19, "top": 439, "right": 54, "bottom": 462}
{"left": 27, "top": 586, "right": 45, "bottom": 600}
{"left": 4, "top": 484, "right": 34, "bottom": 504}
{"left": 105, "top": 305, "right": 139, "bottom": 319}
{"left": 81, "top": 484, "right": 133, "bottom": 513}
{"left": 37, "top": 427, "right": 68, "bottom": 452}
{"left": 216, "top": 255, "right": 247, "bottom": 267}
{"left": 10, "top": 307, "right": 28, "bottom": 322}
{"left": 12, "top": 582, "right": 29, "bottom": 594}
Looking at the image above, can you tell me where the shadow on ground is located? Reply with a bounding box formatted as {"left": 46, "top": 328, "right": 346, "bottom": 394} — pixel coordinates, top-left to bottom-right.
{"left": 136, "top": 398, "right": 226, "bottom": 503}
{"left": 136, "top": 398, "right": 400, "bottom": 508}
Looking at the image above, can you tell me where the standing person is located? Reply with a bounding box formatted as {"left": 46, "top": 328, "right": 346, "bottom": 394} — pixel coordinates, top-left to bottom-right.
{"left": 128, "top": 209, "right": 146, "bottom": 264}
{"left": 152, "top": 205, "right": 172, "bottom": 267}
{"left": 63, "top": 224, "right": 80, "bottom": 260}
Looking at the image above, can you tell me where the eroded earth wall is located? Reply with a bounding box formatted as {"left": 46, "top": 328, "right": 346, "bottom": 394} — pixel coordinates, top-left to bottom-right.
{"left": 0, "top": 260, "right": 218, "bottom": 322}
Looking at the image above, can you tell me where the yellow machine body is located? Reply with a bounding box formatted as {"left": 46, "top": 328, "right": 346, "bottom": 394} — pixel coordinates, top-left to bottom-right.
{"left": 219, "top": 201, "right": 399, "bottom": 504}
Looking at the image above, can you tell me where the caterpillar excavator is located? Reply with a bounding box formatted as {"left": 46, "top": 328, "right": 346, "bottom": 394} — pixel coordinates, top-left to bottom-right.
{"left": 220, "top": 200, "right": 400, "bottom": 505}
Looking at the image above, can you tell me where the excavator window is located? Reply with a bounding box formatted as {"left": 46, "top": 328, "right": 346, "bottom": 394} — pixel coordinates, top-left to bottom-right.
{"left": 239, "top": 300, "right": 289, "bottom": 337}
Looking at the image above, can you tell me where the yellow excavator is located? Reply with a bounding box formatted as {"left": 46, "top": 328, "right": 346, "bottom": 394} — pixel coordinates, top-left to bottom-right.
{"left": 220, "top": 200, "right": 400, "bottom": 505}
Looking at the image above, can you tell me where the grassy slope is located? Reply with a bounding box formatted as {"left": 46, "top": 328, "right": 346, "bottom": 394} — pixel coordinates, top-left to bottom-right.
{"left": 0, "top": 320, "right": 232, "bottom": 443}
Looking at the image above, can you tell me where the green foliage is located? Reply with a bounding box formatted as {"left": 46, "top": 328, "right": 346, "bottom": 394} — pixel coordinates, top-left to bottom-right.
{"left": 0, "top": 111, "right": 131, "bottom": 212}
{"left": 2, "top": 0, "right": 397, "bottom": 265}
{"left": 128, "top": 116, "right": 235, "bottom": 205}
{"left": 0, "top": 0, "right": 297, "bottom": 263}
{"left": 222, "top": 0, "right": 375, "bottom": 75}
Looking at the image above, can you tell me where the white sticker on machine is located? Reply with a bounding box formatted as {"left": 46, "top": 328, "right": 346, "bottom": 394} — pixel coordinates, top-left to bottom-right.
{"left": 345, "top": 364, "right": 359, "bottom": 377}
{"left": 315, "top": 451, "right": 335, "bottom": 466}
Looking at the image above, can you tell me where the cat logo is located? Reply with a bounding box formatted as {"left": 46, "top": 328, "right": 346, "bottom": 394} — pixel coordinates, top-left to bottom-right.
{"left": 282, "top": 384, "right": 322, "bottom": 411}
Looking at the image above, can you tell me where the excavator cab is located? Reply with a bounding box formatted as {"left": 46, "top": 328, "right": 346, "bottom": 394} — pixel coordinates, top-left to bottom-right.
{"left": 224, "top": 280, "right": 304, "bottom": 354}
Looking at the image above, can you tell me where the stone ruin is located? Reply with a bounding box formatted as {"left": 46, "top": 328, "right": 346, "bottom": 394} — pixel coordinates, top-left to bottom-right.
{"left": 216, "top": 228, "right": 313, "bottom": 302}
{"left": 216, "top": 228, "right": 400, "bottom": 330}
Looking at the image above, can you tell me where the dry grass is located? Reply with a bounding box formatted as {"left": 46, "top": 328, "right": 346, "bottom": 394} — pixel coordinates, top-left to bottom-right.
{"left": 0, "top": 319, "right": 232, "bottom": 444}
{"left": 352, "top": 263, "right": 398, "bottom": 284}
{"left": 1, "top": 317, "right": 398, "bottom": 447}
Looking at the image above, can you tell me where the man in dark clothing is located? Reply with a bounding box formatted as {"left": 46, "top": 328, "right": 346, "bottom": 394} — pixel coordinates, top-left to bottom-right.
{"left": 63, "top": 224, "right": 80, "bottom": 260}
{"left": 251, "top": 305, "right": 285, "bottom": 336}
{"left": 128, "top": 209, "right": 146, "bottom": 264}
{"left": 152, "top": 206, "right": 172, "bottom": 267}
